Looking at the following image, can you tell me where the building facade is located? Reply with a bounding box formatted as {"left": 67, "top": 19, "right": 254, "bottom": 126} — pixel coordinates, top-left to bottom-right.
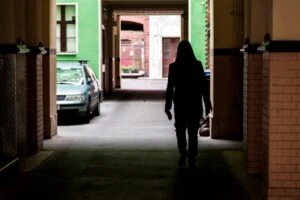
{"left": 56, "top": 0, "right": 102, "bottom": 86}
{"left": 1, "top": 0, "right": 300, "bottom": 199}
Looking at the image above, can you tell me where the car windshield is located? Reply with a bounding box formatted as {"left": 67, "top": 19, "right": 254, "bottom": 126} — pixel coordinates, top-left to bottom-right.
{"left": 56, "top": 67, "right": 84, "bottom": 85}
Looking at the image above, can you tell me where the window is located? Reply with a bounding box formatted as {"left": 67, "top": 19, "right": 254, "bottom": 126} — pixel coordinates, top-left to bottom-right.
{"left": 163, "top": 39, "right": 171, "bottom": 58}
{"left": 56, "top": 4, "right": 77, "bottom": 54}
{"left": 56, "top": 67, "right": 83, "bottom": 85}
{"left": 121, "top": 39, "right": 132, "bottom": 45}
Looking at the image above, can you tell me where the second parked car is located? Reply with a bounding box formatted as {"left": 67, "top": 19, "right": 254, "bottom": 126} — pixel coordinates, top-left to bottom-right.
{"left": 56, "top": 61, "right": 100, "bottom": 123}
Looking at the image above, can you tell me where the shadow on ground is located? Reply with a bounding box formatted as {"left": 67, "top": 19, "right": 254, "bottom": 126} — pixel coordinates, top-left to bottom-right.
{"left": 105, "top": 89, "right": 166, "bottom": 101}
{"left": 0, "top": 150, "right": 250, "bottom": 200}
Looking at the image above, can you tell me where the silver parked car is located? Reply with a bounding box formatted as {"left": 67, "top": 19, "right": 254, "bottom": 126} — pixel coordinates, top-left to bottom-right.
{"left": 56, "top": 61, "right": 100, "bottom": 123}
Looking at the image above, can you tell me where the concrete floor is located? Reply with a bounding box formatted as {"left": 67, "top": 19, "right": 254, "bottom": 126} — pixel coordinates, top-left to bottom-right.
{"left": 0, "top": 88, "right": 263, "bottom": 200}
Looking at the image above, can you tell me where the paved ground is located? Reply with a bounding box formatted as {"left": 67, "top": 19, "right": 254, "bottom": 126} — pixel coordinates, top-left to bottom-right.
{"left": 0, "top": 88, "right": 263, "bottom": 200}
{"left": 120, "top": 77, "right": 167, "bottom": 90}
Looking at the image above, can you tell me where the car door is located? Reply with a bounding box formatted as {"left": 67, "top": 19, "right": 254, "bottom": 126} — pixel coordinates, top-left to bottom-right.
{"left": 84, "top": 66, "right": 99, "bottom": 109}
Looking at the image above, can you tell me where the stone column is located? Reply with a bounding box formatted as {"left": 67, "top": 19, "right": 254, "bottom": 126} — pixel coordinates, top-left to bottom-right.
{"left": 16, "top": 53, "right": 28, "bottom": 156}
{"left": 26, "top": 0, "right": 44, "bottom": 154}
{"left": 105, "top": 10, "right": 114, "bottom": 94}
{"left": 260, "top": 0, "right": 300, "bottom": 199}
{"left": 26, "top": 52, "right": 44, "bottom": 154}
{"left": 212, "top": 0, "right": 244, "bottom": 139}
{"left": 114, "top": 14, "right": 121, "bottom": 89}
{"left": 0, "top": 0, "right": 16, "bottom": 43}
{"left": 0, "top": 0, "right": 28, "bottom": 159}
{"left": 181, "top": 11, "right": 189, "bottom": 40}
{"left": 41, "top": 0, "right": 57, "bottom": 139}
{"left": 242, "top": 0, "right": 268, "bottom": 174}
{"left": 242, "top": 46, "right": 263, "bottom": 174}
{"left": 0, "top": 54, "right": 17, "bottom": 158}
{"left": 105, "top": 10, "right": 115, "bottom": 93}
{"left": 144, "top": 16, "right": 150, "bottom": 77}
{"left": 0, "top": 1, "right": 16, "bottom": 159}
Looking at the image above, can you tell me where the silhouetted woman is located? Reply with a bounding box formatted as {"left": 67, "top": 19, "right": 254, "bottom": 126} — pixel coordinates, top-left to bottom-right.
{"left": 165, "top": 40, "right": 211, "bottom": 168}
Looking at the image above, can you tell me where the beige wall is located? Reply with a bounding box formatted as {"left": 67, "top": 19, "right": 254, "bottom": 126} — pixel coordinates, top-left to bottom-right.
{"left": 262, "top": 52, "right": 300, "bottom": 199}
{"left": 272, "top": 0, "right": 300, "bottom": 40}
{"left": 247, "top": 0, "right": 267, "bottom": 43}
{"left": 0, "top": 0, "right": 47, "bottom": 45}
{"left": 214, "top": 0, "right": 235, "bottom": 48}
{"left": 0, "top": 0, "right": 16, "bottom": 43}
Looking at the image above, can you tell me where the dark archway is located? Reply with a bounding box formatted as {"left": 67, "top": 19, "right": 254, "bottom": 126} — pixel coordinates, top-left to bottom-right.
{"left": 121, "top": 21, "right": 144, "bottom": 31}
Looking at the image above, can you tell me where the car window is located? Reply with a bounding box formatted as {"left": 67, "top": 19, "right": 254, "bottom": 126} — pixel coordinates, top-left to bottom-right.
{"left": 87, "top": 66, "right": 98, "bottom": 81}
{"left": 57, "top": 67, "right": 84, "bottom": 85}
{"left": 84, "top": 66, "right": 93, "bottom": 81}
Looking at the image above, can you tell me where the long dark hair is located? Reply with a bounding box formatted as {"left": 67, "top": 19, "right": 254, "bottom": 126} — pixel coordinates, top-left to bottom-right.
{"left": 175, "top": 40, "right": 197, "bottom": 64}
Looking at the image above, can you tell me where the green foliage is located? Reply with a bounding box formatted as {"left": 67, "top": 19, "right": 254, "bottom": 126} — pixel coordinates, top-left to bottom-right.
{"left": 121, "top": 68, "right": 130, "bottom": 73}
{"left": 130, "top": 67, "right": 138, "bottom": 73}
{"left": 121, "top": 66, "right": 139, "bottom": 73}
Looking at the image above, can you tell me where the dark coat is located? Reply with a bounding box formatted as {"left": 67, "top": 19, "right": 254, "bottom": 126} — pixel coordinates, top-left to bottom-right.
{"left": 165, "top": 40, "right": 211, "bottom": 119}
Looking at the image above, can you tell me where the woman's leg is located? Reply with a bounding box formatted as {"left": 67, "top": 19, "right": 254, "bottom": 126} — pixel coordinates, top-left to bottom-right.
{"left": 187, "top": 112, "right": 201, "bottom": 167}
{"left": 187, "top": 123, "right": 199, "bottom": 163}
{"left": 174, "top": 110, "right": 187, "bottom": 166}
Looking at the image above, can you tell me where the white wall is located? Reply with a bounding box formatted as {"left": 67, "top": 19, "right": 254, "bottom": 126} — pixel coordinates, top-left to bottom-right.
{"left": 149, "top": 15, "right": 181, "bottom": 78}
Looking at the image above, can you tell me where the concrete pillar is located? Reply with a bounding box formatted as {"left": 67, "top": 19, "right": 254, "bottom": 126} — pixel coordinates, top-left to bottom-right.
{"left": 0, "top": 0, "right": 54, "bottom": 157}
{"left": 211, "top": 0, "right": 244, "bottom": 139}
{"left": 0, "top": 54, "right": 18, "bottom": 158}
{"left": 242, "top": 0, "right": 268, "bottom": 174}
{"left": 105, "top": 10, "right": 114, "bottom": 93}
{"left": 181, "top": 12, "right": 189, "bottom": 40}
{"left": 41, "top": 0, "right": 57, "bottom": 139}
{"left": 259, "top": 0, "right": 300, "bottom": 198}
{"left": 0, "top": 0, "right": 16, "bottom": 43}
{"left": 144, "top": 16, "right": 150, "bottom": 77}
{"left": 15, "top": 0, "right": 29, "bottom": 156}
{"left": 114, "top": 14, "right": 121, "bottom": 88}
{"left": 26, "top": 0, "right": 44, "bottom": 154}
{"left": 0, "top": 0, "right": 28, "bottom": 158}
{"left": 243, "top": 50, "right": 263, "bottom": 174}
{"left": 16, "top": 54, "right": 28, "bottom": 157}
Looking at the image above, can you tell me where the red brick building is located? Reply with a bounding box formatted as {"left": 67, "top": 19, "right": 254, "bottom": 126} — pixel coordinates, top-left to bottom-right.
{"left": 120, "top": 16, "right": 150, "bottom": 77}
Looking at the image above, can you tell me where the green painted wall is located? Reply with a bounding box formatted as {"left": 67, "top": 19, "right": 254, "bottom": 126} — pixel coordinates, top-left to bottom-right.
{"left": 190, "top": 0, "right": 207, "bottom": 68}
{"left": 56, "top": 0, "right": 100, "bottom": 78}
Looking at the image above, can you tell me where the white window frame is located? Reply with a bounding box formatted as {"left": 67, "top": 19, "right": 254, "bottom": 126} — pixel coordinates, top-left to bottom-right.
{"left": 56, "top": 3, "right": 79, "bottom": 55}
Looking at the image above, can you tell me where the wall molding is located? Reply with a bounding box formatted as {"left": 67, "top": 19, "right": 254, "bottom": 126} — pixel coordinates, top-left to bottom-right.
{"left": 0, "top": 44, "right": 19, "bottom": 54}
{"left": 240, "top": 43, "right": 261, "bottom": 54}
{"left": 214, "top": 48, "right": 241, "bottom": 55}
{"left": 258, "top": 40, "right": 300, "bottom": 52}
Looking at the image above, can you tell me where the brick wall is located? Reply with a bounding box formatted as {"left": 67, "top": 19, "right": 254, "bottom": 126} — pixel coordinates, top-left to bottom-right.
{"left": 212, "top": 54, "right": 243, "bottom": 139}
{"left": 243, "top": 53, "right": 263, "bottom": 174}
{"left": 144, "top": 17, "right": 150, "bottom": 77}
{"left": 120, "top": 16, "right": 149, "bottom": 76}
{"left": 0, "top": 54, "right": 17, "bottom": 157}
{"left": 42, "top": 55, "right": 57, "bottom": 139}
{"left": 263, "top": 52, "right": 300, "bottom": 199}
{"left": 16, "top": 55, "right": 28, "bottom": 156}
{"left": 27, "top": 54, "right": 44, "bottom": 154}
{"left": 36, "top": 55, "right": 44, "bottom": 151}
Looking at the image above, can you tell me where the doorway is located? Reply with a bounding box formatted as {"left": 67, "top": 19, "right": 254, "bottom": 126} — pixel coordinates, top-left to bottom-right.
{"left": 162, "top": 37, "right": 180, "bottom": 78}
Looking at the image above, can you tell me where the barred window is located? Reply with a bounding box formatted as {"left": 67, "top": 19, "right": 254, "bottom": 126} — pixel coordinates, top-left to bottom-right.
{"left": 56, "top": 4, "right": 77, "bottom": 53}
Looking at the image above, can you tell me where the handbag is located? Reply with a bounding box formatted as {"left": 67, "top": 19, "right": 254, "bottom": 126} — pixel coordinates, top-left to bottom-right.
{"left": 199, "top": 117, "right": 210, "bottom": 137}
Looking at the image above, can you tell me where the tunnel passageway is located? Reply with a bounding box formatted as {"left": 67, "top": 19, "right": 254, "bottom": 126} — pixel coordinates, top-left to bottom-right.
{"left": 0, "top": 90, "right": 249, "bottom": 200}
